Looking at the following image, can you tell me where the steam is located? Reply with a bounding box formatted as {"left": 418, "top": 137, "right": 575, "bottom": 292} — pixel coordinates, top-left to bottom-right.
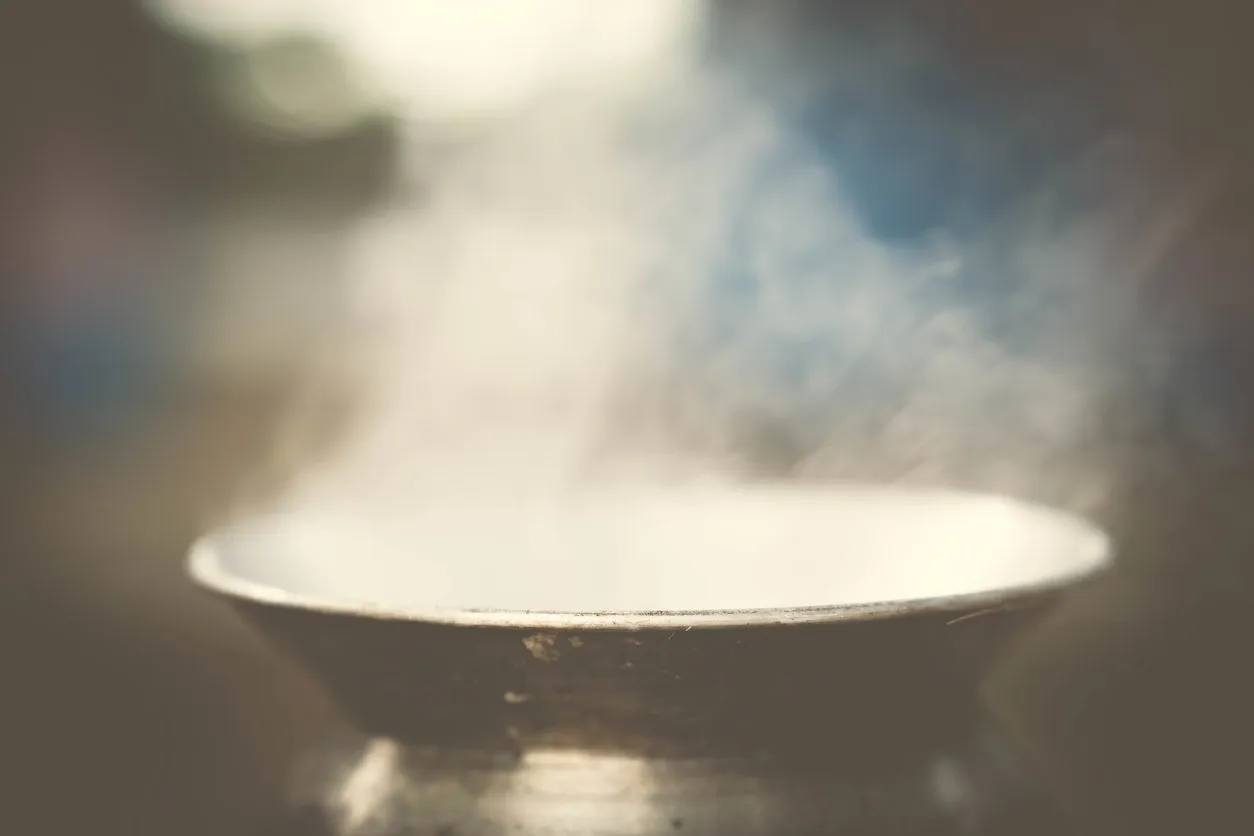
{"left": 159, "top": 0, "right": 1201, "bottom": 519}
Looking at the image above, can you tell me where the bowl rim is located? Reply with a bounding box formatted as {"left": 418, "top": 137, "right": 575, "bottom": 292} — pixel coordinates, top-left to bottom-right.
{"left": 187, "top": 485, "right": 1112, "bottom": 630}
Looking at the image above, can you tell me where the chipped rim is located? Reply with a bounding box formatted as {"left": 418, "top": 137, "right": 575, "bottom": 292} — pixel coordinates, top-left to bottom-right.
{"left": 188, "top": 486, "right": 1112, "bottom": 631}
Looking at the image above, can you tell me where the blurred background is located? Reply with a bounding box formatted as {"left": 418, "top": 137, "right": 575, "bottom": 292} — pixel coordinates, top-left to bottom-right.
{"left": 3, "top": 1, "right": 1254, "bottom": 834}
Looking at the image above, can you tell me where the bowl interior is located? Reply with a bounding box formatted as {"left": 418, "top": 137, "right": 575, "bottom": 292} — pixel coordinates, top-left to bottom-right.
{"left": 190, "top": 486, "right": 1109, "bottom": 624}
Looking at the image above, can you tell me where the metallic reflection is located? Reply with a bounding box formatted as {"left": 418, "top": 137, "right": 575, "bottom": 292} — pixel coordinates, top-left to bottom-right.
{"left": 338, "top": 738, "right": 399, "bottom": 832}
{"left": 491, "top": 749, "right": 664, "bottom": 833}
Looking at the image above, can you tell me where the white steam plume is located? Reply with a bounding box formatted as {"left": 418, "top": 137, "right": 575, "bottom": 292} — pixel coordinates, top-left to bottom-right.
{"left": 190, "top": 0, "right": 1203, "bottom": 521}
